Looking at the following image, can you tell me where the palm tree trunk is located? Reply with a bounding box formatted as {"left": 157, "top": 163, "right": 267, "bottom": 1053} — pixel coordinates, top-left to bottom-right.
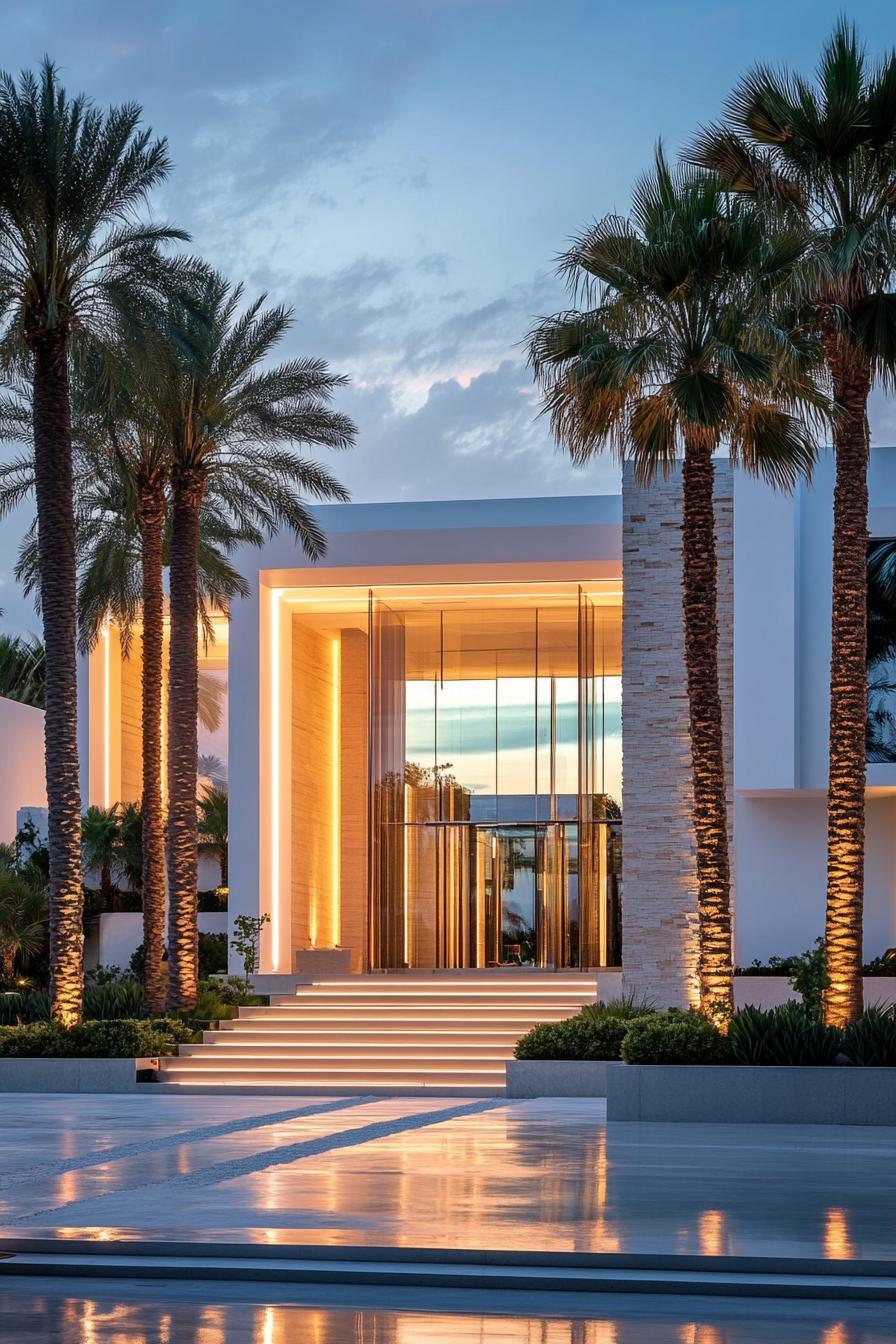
{"left": 824, "top": 350, "right": 871, "bottom": 1027}
{"left": 220, "top": 844, "right": 228, "bottom": 891}
{"left": 0, "top": 945, "right": 15, "bottom": 983}
{"left": 165, "top": 467, "right": 204, "bottom": 1012}
{"left": 138, "top": 478, "right": 167, "bottom": 1013}
{"left": 681, "top": 431, "right": 733, "bottom": 1021}
{"left": 29, "top": 328, "right": 83, "bottom": 1026}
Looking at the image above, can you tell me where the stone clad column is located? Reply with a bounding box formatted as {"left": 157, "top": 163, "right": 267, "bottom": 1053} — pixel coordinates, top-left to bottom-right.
{"left": 621, "top": 461, "right": 733, "bottom": 1008}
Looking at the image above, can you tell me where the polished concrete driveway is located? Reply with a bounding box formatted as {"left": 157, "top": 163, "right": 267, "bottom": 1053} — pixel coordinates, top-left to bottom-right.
{"left": 0, "top": 1094, "right": 894, "bottom": 1264}
{"left": 3, "top": 1279, "right": 896, "bottom": 1343}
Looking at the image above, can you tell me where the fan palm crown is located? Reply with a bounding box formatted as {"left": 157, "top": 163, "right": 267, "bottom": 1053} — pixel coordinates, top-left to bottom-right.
{"left": 690, "top": 21, "right": 896, "bottom": 1025}
{"left": 530, "top": 150, "right": 826, "bottom": 1019}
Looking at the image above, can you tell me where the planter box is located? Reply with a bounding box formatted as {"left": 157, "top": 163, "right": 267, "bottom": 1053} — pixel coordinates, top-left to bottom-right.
{"left": 0, "top": 1057, "right": 142, "bottom": 1093}
{"left": 606, "top": 1064, "right": 896, "bottom": 1126}
{"left": 294, "top": 947, "right": 362, "bottom": 975}
{"left": 506, "top": 1059, "right": 611, "bottom": 1098}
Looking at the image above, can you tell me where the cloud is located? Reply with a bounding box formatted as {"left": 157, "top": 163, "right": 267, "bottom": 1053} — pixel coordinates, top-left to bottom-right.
{"left": 336, "top": 360, "right": 620, "bottom": 503}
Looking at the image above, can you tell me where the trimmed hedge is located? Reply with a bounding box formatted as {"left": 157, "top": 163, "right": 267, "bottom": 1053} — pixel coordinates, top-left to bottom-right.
{"left": 620, "top": 1013, "right": 730, "bottom": 1065}
{"left": 515, "top": 1015, "right": 633, "bottom": 1061}
{"left": 0, "top": 1018, "right": 190, "bottom": 1058}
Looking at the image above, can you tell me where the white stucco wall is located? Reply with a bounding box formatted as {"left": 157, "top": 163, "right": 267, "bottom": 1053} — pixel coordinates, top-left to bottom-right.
{"left": 733, "top": 445, "right": 896, "bottom": 962}
{"left": 734, "top": 794, "right": 896, "bottom": 965}
{"left": 0, "top": 696, "right": 45, "bottom": 844}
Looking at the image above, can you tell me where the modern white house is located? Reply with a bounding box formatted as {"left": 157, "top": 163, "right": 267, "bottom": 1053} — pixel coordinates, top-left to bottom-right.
{"left": 74, "top": 445, "right": 896, "bottom": 1019}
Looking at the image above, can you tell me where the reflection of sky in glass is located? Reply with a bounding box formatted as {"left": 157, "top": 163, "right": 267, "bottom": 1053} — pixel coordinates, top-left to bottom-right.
{"left": 405, "top": 675, "right": 621, "bottom": 803}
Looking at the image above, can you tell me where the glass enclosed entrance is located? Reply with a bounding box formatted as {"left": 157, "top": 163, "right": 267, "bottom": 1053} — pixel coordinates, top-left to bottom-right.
{"left": 368, "top": 584, "right": 621, "bottom": 969}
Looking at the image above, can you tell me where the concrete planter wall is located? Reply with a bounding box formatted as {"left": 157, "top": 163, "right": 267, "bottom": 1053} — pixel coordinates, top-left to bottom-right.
{"left": 505, "top": 1059, "right": 611, "bottom": 1098}
{"left": 0, "top": 1057, "right": 142, "bottom": 1093}
{"left": 606, "top": 1064, "right": 896, "bottom": 1126}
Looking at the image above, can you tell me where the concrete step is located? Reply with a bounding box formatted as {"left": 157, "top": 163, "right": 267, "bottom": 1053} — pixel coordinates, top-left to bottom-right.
{"left": 232, "top": 1007, "right": 581, "bottom": 1022}
{"left": 3, "top": 1244, "right": 896, "bottom": 1300}
{"left": 158, "top": 1066, "right": 506, "bottom": 1086}
{"left": 203, "top": 1028, "right": 534, "bottom": 1045}
{"left": 182, "top": 1042, "right": 514, "bottom": 1058}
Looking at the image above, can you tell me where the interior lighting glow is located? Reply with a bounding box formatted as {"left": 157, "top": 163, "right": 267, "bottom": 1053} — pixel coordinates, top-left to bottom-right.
{"left": 102, "top": 625, "right": 111, "bottom": 807}
{"left": 269, "top": 588, "right": 284, "bottom": 971}
{"left": 331, "top": 637, "right": 341, "bottom": 946}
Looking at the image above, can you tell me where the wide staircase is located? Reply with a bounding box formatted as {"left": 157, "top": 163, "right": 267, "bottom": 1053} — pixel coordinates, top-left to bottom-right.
{"left": 157, "top": 972, "right": 599, "bottom": 1095}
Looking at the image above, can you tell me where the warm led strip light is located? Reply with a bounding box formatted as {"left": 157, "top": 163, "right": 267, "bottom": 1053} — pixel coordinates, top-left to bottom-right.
{"left": 101, "top": 624, "right": 111, "bottom": 808}
{"left": 331, "top": 637, "right": 341, "bottom": 945}
{"left": 269, "top": 587, "right": 285, "bottom": 971}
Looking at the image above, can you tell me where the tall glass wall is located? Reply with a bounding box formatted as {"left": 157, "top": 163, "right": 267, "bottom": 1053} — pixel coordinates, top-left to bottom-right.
{"left": 368, "top": 585, "right": 621, "bottom": 970}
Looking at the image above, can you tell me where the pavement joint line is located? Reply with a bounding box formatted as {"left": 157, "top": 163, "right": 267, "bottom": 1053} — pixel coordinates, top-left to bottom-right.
{"left": 9, "top": 1097, "right": 505, "bottom": 1226}
{"left": 0, "top": 1096, "right": 377, "bottom": 1193}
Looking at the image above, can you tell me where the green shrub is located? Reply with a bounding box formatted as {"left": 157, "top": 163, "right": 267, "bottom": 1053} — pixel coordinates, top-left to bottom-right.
{"left": 727, "top": 1003, "right": 843, "bottom": 1066}
{"left": 621, "top": 1012, "right": 730, "bottom": 1065}
{"left": 579, "top": 991, "right": 657, "bottom": 1022}
{"left": 863, "top": 954, "right": 896, "bottom": 977}
{"left": 0, "top": 1022, "right": 66, "bottom": 1056}
{"left": 143, "top": 1017, "right": 197, "bottom": 1046}
{"left": 0, "top": 1018, "right": 183, "bottom": 1058}
{"left": 0, "top": 989, "right": 49, "bottom": 1025}
{"left": 515, "top": 1012, "right": 632, "bottom": 1060}
{"left": 842, "top": 1007, "right": 896, "bottom": 1066}
{"left": 198, "top": 931, "right": 228, "bottom": 978}
{"left": 84, "top": 977, "right": 143, "bottom": 1021}
{"left": 190, "top": 986, "right": 238, "bottom": 1025}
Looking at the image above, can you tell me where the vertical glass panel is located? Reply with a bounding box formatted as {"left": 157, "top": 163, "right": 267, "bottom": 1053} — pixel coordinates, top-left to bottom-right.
{"left": 496, "top": 676, "right": 536, "bottom": 821}
{"left": 368, "top": 595, "right": 407, "bottom": 969}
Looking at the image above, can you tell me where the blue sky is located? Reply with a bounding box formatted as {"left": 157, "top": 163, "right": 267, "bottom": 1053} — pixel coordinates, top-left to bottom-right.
{"left": 1, "top": 0, "right": 895, "bottom": 631}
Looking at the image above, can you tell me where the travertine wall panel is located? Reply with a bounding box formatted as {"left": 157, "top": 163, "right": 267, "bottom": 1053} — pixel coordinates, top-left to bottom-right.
{"left": 621, "top": 462, "right": 733, "bottom": 1007}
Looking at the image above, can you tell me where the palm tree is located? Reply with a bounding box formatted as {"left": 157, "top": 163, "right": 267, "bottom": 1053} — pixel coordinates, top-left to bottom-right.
{"left": 0, "top": 426, "right": 251, "bottom": 1012}
{"left": 690, "top": 22, "right": 896, "bottom": 1025}
{"left": 117, "top": 801, "right": 144, "bottom": 895}
{"left": 0, "top": 633, "right": 44, "bottom": 707}
{"left": 198, "top": 785, "right": 229, "bottom": 889}
{"left": 0, "top": 59, "right": 186, "bottom": 1024}
{"left": 529, "top": 151, "right": 824, "bottom": 1021}
{"left": 81, "top": 804, "right": 121, "bottom": 907}
{"left": 146, "top": 271, "right": 355, "bottom": 1011}
{"left": 0, "top": 853, "right": 47, "bottom": 983}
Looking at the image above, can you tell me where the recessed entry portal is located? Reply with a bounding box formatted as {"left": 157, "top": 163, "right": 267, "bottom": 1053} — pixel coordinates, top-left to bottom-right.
{"left": 278, "top": 581, "right": 621, "bottom": 972}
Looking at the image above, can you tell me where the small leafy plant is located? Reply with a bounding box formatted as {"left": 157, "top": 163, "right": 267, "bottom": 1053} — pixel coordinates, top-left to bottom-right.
{"left": 230, "top": 913, "right": 270, "bottom": 994}
{"left": 842, "top": 1006, "right": 896, "bottom": 1066}
{"left": 727, "top": 1002, "right": 843, "bottom": 1066}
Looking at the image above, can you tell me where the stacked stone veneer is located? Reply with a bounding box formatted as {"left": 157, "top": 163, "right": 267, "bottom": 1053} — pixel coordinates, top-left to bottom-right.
{"left": 621, "top": 461, "right": 733, "bottom": 1008}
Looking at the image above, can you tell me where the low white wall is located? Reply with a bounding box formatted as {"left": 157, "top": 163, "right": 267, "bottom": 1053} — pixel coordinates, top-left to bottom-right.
{"left": 89, "top": 911, "right": 228, "bottom": 972}
{"left": 0, "top": 697, "right": 45, "bottom": 844}
{"left": 734, "top": 794, "right": 896, "bottom": 965}
{"left": 733, "top": 976, "right": 896, "bottom": 1010}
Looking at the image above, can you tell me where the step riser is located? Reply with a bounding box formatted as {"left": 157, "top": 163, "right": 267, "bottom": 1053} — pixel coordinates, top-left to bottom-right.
{"left": 204, "top": 1032, "right": 538, "bottom": 1045}
{"left": 184, "top": 1042, "right": 518, "bottom": 1053}
{"left": 159, "top": 1072, "right": 507, "bottom": 1085}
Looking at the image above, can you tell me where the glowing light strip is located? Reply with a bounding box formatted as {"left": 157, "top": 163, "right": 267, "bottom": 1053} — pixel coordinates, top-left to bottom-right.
{"left": 102, "top": 625, "right": 111, "bottom": 807}
{"left": 331, "top": 637, "right": 341, "bottom": 946}
{"left": 269, "top": 588, "right": 284, "bottom": 971}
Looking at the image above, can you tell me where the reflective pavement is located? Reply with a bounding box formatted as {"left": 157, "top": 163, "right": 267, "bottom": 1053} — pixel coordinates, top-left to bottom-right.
{"left": 2, "top": 1280, "right": 895, "bottom": 1343}
{"left": 1, "top": 1094, "right": 894, "bottom": 1263}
